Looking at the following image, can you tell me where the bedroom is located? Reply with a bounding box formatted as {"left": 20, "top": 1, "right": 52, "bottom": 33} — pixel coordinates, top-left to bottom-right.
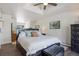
{"left": 0, "top": 3, "right": 79, "bottom": 56}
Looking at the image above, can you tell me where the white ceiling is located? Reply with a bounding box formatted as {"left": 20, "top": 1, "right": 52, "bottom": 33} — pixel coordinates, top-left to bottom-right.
{"left": 0, "top": 3, "right": 79, "bottom": 21}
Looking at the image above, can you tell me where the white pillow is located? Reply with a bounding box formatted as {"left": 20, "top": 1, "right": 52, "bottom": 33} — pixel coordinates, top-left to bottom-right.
{"left": 24, "top": 31, "right": 32, "bottom": 37}
{"left": 19, "top": 31, "right": 26, "bottom": 37}
{"left": 37, "top": 32, "right": 42, "bottom": 36}
{"left": 36, "top": 31, "right": 44, "bottom": 36}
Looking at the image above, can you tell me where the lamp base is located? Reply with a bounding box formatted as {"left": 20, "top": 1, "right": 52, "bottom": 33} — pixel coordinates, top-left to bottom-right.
{"left": 42, "top": 33, "right": 46, "bottom": 35}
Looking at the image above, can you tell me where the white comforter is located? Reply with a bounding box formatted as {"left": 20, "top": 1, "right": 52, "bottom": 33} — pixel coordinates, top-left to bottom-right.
{"left": 18, "top": 33, "right": 61, "bottom": 55}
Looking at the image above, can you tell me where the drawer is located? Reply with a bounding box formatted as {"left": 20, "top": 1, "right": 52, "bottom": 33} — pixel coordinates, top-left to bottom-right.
{"left": 12, "top": 32, "right": 16, "bottom": 42}
{"left": 71, "top": 36, "right": 79, "bottom": 41}
{"left": 71, "top": 40, "right": 79, "bottom": 44}
{"left": 71, "top": 33, "right": 79, "bottom": 36}
{"left": 71, "top": 44, "right": 79, "bottom": 53}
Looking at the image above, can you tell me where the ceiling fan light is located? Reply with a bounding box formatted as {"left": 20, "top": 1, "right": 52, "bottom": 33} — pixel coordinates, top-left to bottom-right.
{"left": 43, "top": 3, "right": 48, "bottom": 5}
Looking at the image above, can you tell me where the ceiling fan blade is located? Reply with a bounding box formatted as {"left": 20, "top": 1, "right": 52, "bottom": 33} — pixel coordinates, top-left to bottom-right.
{"left": 34, "top": 3, "right": 43, "bottom": 6}
{"left": 44, "top": 5, "right": 46, "bottom": 10}
{"left": 48, "top": 3, "right": 57, "bottom": 6}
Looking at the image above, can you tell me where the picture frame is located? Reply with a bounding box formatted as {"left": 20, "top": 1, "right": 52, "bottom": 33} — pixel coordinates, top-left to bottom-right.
{"left": 17, "top": 25, "right": 24, "bottom": 29}
{"left": 49, "top": 21, "right": 60, "bottom": 29}
{"left": 35, "top": 25, "right": 40, "bottom": 29}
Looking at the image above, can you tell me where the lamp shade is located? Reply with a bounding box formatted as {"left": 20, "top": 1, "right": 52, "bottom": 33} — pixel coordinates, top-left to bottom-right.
{"left": 41, "top": 26, "right": 48, "bottom": 34}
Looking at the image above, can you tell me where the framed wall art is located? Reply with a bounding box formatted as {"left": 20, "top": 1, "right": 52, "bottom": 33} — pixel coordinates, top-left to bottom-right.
{"left": 49, "top": 21, "right": 60, "bottom": 29}
{"left": 35, "top": 25, "right": 40, "bottom": 29}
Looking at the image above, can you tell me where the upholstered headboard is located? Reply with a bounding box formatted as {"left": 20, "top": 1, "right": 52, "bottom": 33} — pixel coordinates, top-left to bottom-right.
{"left": 22, "top": 28, "right": 39, "bottom": 31}
{"left": 16, "top": 28, "right": 39, "bottom": 40}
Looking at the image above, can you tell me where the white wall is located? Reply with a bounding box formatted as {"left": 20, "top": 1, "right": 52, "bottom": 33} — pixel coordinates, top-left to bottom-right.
{"left": 16, "top": 10, "right": 31, "bottom": 28}
{"left": 11, "top": 17, "right": 17, "bottom": 32}
{"left": 0, "top": 11, "right": 16, "bottom": 45}
{"left": 32, "top": 12, "right": 79, "bottom": 46}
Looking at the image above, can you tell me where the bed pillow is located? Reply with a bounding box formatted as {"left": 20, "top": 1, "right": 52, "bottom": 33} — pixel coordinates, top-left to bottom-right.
{"left": 37, "top": 31, "right": 42, "bottom": 36}
{"left": 24, "top": 31, "right": 32, "bottom": 37}
{"left": 31, "top": 32, "right": 38, "bottom": 37}
{"left": 19, "top": 31, "right": 26, "bottom": 37}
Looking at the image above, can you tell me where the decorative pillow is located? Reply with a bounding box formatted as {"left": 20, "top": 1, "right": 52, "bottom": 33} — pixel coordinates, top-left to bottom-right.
{"left": 31, "top": 32, "right": 38, "bottom": 37}
{"left": 37, "top": 31, "right": 42, "bottom": 36}
{"left": 24, "top": 31, "right": 32, "bottom": 37}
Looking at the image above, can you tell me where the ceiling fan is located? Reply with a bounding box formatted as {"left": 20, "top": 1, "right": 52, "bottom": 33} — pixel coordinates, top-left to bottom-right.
{"left": 33, "top": 3, "right": 57, "bottom": 10}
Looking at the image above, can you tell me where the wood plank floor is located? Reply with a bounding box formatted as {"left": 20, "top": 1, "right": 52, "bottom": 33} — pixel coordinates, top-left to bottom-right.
{"left": 0, "top": 43, "right": 22, "bottom": 56}
{"left": 0, "top": 43, "right": 79, "bottom": 56}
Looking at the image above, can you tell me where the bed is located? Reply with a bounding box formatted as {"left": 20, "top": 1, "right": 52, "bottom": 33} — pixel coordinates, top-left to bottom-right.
{"left": 16, "top": 28, "right": 61, "bottom": 56}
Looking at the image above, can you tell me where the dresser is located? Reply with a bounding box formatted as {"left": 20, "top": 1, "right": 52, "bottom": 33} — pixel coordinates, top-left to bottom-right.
{"left": 71, "top": 24, "right": 79, "bottom": 53}
{"left": 12, "top": 32, "right": 16, "bottom": 44}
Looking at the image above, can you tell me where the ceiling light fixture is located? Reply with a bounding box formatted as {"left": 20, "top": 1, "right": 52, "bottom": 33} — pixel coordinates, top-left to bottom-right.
{"left": 43, "top": 3, "right": 48, "bottom": 5}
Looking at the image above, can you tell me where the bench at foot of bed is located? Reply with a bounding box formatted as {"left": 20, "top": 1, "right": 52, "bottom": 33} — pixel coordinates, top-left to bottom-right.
{"left": 42, "top": 45, "right": 64, "bottom": 56}
{"left": 31, "top": 45, "right": 64, "bottom": 56}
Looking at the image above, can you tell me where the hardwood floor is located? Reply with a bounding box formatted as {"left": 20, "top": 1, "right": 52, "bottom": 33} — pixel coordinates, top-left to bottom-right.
{"left": 0, "top": 43, "right": 79, "bottom": 56}
{"left": 64, "top": 48, "right": 79, "bottom": 56}
{"left": 0, "top": 43, "right": 22, "bottom": 56}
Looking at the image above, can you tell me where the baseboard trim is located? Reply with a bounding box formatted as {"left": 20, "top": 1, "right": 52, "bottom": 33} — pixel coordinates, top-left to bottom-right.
{"left": 1, "top": 41, "right": 11, "bottom": 45}
{"left": 61, "top": 43, "right": 71, "bottom": 48}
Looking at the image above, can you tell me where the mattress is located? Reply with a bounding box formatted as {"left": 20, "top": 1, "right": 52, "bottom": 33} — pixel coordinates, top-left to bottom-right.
{"left": 18, "top": 33, "right": 61, "bottom": 55}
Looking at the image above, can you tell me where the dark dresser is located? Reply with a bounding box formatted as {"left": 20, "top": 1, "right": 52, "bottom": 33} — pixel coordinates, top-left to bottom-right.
{"left": 71, "top": 24, "right": 79, "bottom": 53}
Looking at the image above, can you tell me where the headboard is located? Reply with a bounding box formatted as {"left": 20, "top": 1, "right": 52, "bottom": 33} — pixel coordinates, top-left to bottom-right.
{"left": 22, "top": 28, "right": 39, "bottom": 31}
{"left": 16, "top": 28, "right": 39, "bottom": 40}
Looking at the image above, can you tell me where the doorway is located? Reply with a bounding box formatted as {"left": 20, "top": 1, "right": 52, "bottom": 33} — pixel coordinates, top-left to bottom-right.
{"left": 11, "top": 23, "right": 16, "bottom": 44}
